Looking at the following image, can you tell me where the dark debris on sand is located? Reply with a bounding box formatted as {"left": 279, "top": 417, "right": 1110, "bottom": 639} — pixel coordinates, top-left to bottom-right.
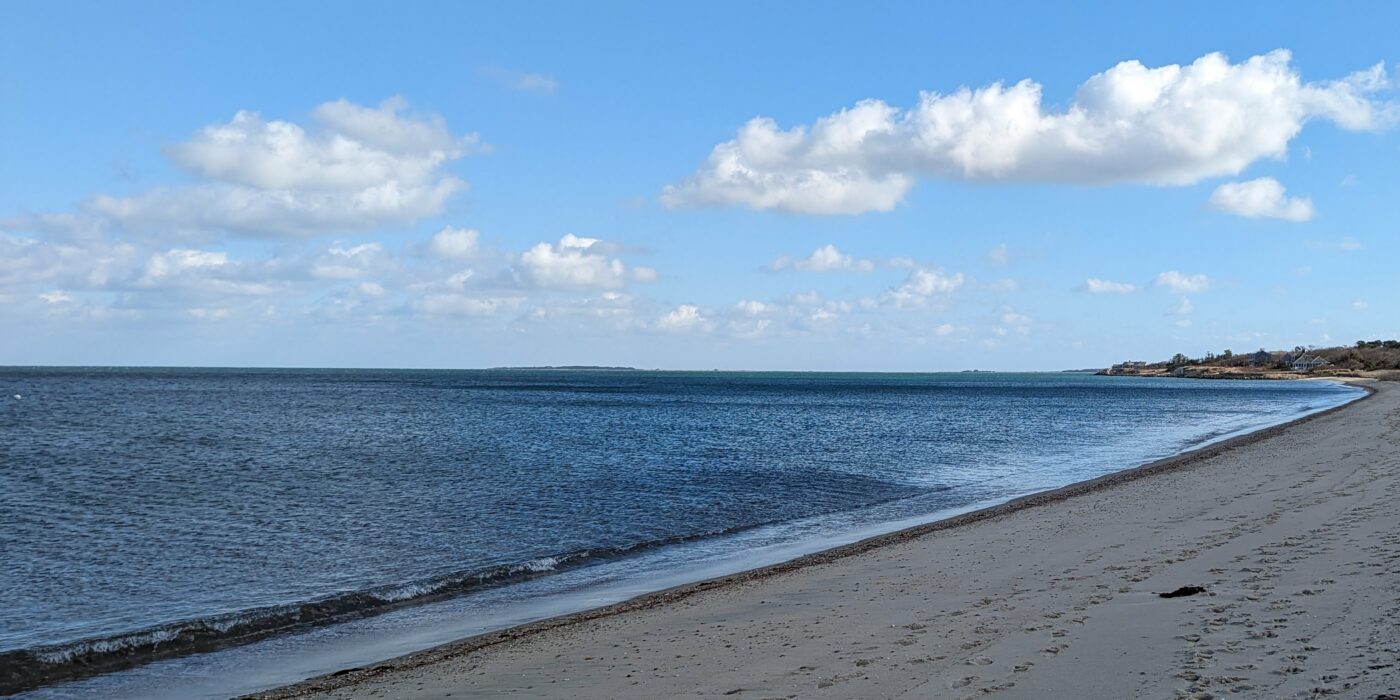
{"left": 1158, "top": 585, "right": 1207, "bottom": 598}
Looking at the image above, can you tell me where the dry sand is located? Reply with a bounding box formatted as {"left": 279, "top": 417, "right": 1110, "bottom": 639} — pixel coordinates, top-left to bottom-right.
{"left": 256, "top": 380, "right": 1399, "bottom": 699}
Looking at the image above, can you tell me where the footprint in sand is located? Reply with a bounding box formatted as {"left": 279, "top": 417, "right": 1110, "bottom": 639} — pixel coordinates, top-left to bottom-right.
{"left": 951, "top": 675, "right": 978, "bottom": 688}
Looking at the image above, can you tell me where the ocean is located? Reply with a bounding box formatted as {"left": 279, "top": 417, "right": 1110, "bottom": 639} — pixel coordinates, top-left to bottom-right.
{"left": 0, "top": 368, "right": 1363, "bottom": 698}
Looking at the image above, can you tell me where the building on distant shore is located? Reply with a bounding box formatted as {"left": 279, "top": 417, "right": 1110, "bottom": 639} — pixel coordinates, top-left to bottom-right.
{"left": 1290, "top": 354, "right": 1331, "bottom": 372}
{"left": 1105, "top": 361, "right": 1148, "bottom": 375}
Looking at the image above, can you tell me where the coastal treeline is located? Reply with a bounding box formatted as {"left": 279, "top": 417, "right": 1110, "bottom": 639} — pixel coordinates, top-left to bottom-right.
{"left": 1105, "top": 340, "right": 1400, "bottom": 378}
{"left": 1161, "top": 341, "right": 1400, "bottom": 371}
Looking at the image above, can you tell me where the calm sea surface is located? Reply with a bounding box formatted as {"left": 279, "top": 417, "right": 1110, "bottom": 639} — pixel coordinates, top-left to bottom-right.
{"left": 0, "top": 368, "right": 1363, "bottom": 697}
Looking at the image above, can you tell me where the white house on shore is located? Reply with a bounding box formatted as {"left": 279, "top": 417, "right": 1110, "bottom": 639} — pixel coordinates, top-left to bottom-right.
{"left": 1290, "top": 354, "right": 1331, "bottom": 373}
{"left": 1104, "top": 361, "right": 1148, "bottom": 375}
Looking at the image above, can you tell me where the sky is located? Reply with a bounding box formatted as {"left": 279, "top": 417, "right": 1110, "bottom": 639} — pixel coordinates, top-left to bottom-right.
{"left": 1, "top": 1, "right": 1397, "bottom": 371}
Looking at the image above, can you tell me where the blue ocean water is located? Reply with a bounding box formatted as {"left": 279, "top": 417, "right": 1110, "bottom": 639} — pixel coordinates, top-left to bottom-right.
{"left": 0, "top": 368, "right": 1363, "bottom": 697}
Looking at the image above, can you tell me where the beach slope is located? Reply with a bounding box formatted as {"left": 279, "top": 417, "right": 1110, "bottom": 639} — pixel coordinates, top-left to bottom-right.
{"left": 259, "top": 381, "right": 1399, "bottom": 699}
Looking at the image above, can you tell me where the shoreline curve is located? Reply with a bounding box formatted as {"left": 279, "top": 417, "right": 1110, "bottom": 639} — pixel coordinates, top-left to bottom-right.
{"left": 245, "top": 379, "right": 1376, "bottom": 700}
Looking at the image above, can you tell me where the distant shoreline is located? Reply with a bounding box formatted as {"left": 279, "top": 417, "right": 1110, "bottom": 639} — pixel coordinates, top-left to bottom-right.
{"left": 484, "top": 365, "right": 640, "bottom": 371}
{"left": 1097, "top": 366, "right": 1398, "bottom": 381}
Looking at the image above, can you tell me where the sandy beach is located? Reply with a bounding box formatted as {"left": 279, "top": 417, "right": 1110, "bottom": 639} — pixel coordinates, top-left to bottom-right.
{"left": 254, "top": 380, "right": 1399, "bottom": 700}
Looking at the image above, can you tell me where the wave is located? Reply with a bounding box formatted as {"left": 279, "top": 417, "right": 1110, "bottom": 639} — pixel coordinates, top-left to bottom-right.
{"left": 2, "top": 474, "right": 960, "bottom": 696}
{"left": 0, "top": 514, "right": 862, "bottom": 695}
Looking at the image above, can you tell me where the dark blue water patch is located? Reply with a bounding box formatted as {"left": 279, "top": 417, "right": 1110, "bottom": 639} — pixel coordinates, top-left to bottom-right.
{"left": 0, "top": 368, "right": 1362, "bottom": 693}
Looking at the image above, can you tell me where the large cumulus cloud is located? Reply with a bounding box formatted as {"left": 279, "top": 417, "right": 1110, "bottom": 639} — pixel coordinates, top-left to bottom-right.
{"left": 662, "top": 51, "right": 1394, "bottom": 215}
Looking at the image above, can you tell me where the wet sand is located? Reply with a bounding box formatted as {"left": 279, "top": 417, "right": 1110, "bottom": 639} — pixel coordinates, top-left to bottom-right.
{"left": 253, "top": 380, "right": 1399, "bottom": 699}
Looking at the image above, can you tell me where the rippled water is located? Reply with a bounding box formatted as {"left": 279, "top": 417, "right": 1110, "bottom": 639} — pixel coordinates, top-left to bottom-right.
{"left": 0, "top": 368, "right": 1362, "bottom": 696}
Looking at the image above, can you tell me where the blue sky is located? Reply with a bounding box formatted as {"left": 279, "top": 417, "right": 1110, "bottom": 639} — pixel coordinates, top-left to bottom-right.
{"left": 2, "top": 1, "right": 1397, "bottom": 370}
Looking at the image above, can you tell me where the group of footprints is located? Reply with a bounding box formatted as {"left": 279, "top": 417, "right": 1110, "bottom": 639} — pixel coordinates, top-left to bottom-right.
{"left": 1171, "top": 494, "right": 1398, "bottom": 695}
{"left": 805, "top": 423, "right": 1400, "bottom": 698}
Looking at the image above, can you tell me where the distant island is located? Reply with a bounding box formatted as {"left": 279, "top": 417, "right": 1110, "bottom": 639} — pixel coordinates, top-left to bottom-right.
{"left": 487, "top": 365, "right": 640, "bottom": 371}
{"left": 1099, "top": 340, "right": 1400, "bottom": 380}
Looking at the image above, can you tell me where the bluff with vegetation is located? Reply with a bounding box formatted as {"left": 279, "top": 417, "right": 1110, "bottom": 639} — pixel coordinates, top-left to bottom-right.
{"left": 1101, "top": 340, "right": 1400, "bottom": 379}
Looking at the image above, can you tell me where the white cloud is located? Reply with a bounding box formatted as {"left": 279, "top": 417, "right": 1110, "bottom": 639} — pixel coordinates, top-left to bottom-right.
{"left": 998, "top": 308, "right": 1032, "bottom": 335}
{"left": 656, "top": 304, "right": 712, "bottom": 333}
{"left": 515, "top": 74, "right": 559, "bottom": 95}
{"left": 38, "top": 290, "right": 74, "bottom": 305}
{"left": 0, "top": 234, "right": 137, "bottom": 288}
{"left": 91, "top": 98, "right": 479, "bottom": 237}
{"left": 771, "top": 244, "right": 875, "bottom": 272}
{"left": 141, "top": 249, "right": 230, "bottom": 280}
{"left": 662, "top": 51, "right": 1395, "bottom": 214}
{"left": 169, "top": 98, "right": 470, "bottom": 189}
{"left": 312, "top": 98, "right": 476, "bottom": 155}
{"left": 519, "top": 234, "right": 628, "bottom": 289}
{"left": 1208, "top": 177, "right": 1314, "bottom": 221}
{"left": 0, "top": 212, "right": 110, "bottom": 243}
{"left": 1353, "top": 299, "right": 1369, "bottom": 310}
{"left": 1155, "top": 270, "right": 1210, "bottom": 294}
{"left": 734, "top": 300, "right": 768, "bottom": 315}
{"left": 1086, "top": 278, "right": 1137, "bottom": 294}
{"left": 479, "top": 66, "right": 559, "bottom": 95}
{"left": 311, "top": 242, "right": 394, "bottom": 279}
{"left": 519, "top": 292, "right": 642, "bottom": 328}
{"left": 900, "top": 268, "right": 964, "bottom": 295}
{"left": 415, "top": 294, "right": 523, "bottom": 316}
{"left": 0, "top": 222, "right": 666, "bottom": 328}
{"left": 90, "top": 179, "right": 463, "bottom": 239}
{"left": 1169, "top": 296, "right": 1195, "bottom": 315}
{"left": 885, "top": 267, "right": 965, "bottom": 308}
{"left": 429, "top": 227, "right": 480, "bottom": 259}
{"left": 441, "top": 269, "right": 476, "bottom": 291}
{"left": 728, "top": 318, "right": 771, "bottom": 339}
{"left": 986, "top": 243, "right": 1010, "bottom": 265}
{"left": 186, "top": 307, "right": 232, "bottom": 321}
{"left": 661, "top": 102, "right": 913, "bottom": 214}
{"left": 138, "top": 248, "right": 278, "bottom": 296}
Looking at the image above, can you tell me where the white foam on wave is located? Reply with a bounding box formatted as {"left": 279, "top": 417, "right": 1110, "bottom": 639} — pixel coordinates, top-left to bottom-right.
{"left": 372, "top": 581, "right": 447, "bottom": 603}
{"left": 510, "top": 556, "right": 562, "bottom": 574}
{"left": 35, "top": 628, "right": 181, "bottom": 665}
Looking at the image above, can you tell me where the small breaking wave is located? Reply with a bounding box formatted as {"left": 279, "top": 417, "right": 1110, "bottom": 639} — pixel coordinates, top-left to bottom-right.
{"left": 0, "top": 521, "right": 823, "bottom": 694}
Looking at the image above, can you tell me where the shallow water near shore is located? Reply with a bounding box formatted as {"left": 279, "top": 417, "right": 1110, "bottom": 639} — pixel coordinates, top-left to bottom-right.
{"left": 0, "top": 368, "right": 1363, "bottom": 698}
